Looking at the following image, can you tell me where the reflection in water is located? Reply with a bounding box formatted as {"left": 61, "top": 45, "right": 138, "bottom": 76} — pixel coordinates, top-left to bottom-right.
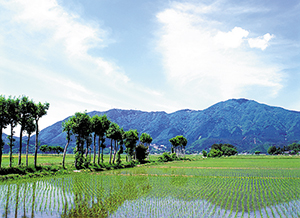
{"left": 0, "top": 170, "right": 299, "bottom": 217}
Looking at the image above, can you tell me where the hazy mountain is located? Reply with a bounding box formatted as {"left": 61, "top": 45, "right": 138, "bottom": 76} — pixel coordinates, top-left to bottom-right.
{"left": 2, "top": 98, "right": 300, "bottom": 153}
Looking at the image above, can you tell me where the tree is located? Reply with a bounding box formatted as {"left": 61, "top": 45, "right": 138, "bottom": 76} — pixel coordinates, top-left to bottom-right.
{"left": 169, "top": 137, "right": 180, "bottom": 154}
{"left": 54, "top": 146, "right": 64, "bottom": 155}
{"left": 140, "top": 133, "right": 152, "bottom": 146}
{"left": 210, "top": 143, "right": 237, "bottom": 157}
{"left": 6, "top": 96, "right": 20, "bottom": 167}
{"left": 177, "top": 135, "right": 187, "bottom": 158}
{"left": 202, "top": 150, "right": 207, "bottom": 157}
{"left": 288, "top": 143, "right": 300, "bottom": 154}
{"left": 112, "top": 127, "right": 123, "bottom": 164}
{"left": 32, "top": 102, "right": 50, "bottom": 167}
{"left": 255, "top": 151, "right": 261, "bottom": 155}
{"left": 24, "top": 117, "right": 35, "bottom": 166}
{"left": 106, "top": 122, "right": 120, "bottom": 164}
{"left": 69, "top": 111, "right": 91, "bottom": 169}
{"left": 17, "top": 96, "right": 35, "bottom": 165}
{"left": 62, "top": 118, "right": 73, "bottom": 168}
{"left": 98, "top": 115, "right": 110, "bottom": 164}
{"left": 267, "top": 145, "right": 282, "bottom": 155}
{"left": 116, "top": 144, "right": 123, "bottom": 165}
{"left": 40, "top": 145, "right": 49, "bottom": 154}
{"left": 221, "top": 145, "right": 238, "bottom": 156}
{"left": 123, "top": 129, "right": 139, "bottom": 162}
{"left": 140, "top": 133, "right": 152, "bottom": 157}
{"left": 0, "top": 95, "right": 9, "bottom": 168}
{"left": 135, "top": 143, "right": 149, "bottom": 163}
{"left": 169, "top": 135, "right": 187, "bottom": 158}
{"left": 208, "top": 149, "right": 223, "bottom": 157}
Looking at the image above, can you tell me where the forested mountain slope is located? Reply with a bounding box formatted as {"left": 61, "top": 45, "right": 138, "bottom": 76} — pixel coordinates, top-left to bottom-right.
{"left": 2, "top": 98, "right": 300, "bottom": 153}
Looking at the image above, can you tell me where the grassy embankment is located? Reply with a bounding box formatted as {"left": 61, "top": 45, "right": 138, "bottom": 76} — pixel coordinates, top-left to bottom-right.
{"left": 0, "top": 153, "right": 299, "bottom": 181}
{"left": 0, "top": 153, "right": 182, "bottom": 180}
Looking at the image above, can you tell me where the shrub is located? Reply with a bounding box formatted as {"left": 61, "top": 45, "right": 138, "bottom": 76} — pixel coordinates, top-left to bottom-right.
{"left": 208, "top": 149, "right": 223, "bottom": 158}
{"left": 158, "top": 152, "right": 173, "bottom": 162}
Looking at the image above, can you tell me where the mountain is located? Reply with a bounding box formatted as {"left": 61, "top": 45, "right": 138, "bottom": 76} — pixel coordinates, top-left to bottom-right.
{"left": 3, "top": 98, "right": 300, "bottom": 153}
{"left": 35, "top": 98, "right": 300, "bottom": 153}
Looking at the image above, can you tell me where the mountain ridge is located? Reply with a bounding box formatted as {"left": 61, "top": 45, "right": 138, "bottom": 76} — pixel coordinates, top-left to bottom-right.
{"left": 2, "top": 98, "right": 300, "bottom": 153}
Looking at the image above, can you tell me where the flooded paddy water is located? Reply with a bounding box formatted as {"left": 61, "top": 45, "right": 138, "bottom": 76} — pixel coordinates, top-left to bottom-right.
{"left": 0, "top": 164, "right": 299, "bottom": 217}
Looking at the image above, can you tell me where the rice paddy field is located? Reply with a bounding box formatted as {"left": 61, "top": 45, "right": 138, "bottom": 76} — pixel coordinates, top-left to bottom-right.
{"left": 0, "top": 155, "right": 299, "bottom": 217}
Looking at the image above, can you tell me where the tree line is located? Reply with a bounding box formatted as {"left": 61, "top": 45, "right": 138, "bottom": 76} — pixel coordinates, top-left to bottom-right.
{"left": 0, "top": 95, "right": 49, "bottom": 168}
{"left": 202, "top": 143, "right": 238, "bottom": 157}
{"left": 40, "top": 145, "right": 64, "bottom": 155}
{"left": 267, "top": 143, "right": 300, "bottom": 155}
{"left": 61, "top": 111, "right": 153, "bottom": 169}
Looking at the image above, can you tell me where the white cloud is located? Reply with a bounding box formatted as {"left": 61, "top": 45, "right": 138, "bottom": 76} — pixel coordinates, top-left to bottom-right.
{"left": 214, "top": 27, "right": 249, "bottom": 49}
{"left": 0, "top": 0, "right": 173, "bottom": 132}
{"left": 11, "top": 0, "right": 103, "bottom": 56}
{"left": 156, "top": 2, "right": 282, "bottom": 104}
{"left": 248, "top": 33, "right": 275, "bottom": 50}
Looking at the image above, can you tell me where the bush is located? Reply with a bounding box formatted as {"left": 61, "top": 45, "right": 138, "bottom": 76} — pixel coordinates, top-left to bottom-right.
{"left": 202, "top": 150, "right": 207, "bottom": 157}
{"left": 171, "top": 153, "right": 178, "bottom": 160}
{"left": 158, "top": 152, "right": 173, "bottom": 162}
{"left": 208, "top": 149, "right": 223, "bottom": 158}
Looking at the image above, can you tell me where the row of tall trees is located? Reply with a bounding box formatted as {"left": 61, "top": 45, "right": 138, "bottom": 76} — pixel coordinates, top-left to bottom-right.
{"left": 62, "top": 111, "right": 153, "bottom": 169}
{"left": 169, "top": 135, "right": 187, "bottom": 158}
{"left": 0, "top": 95, "right": 49, "bottom": 168}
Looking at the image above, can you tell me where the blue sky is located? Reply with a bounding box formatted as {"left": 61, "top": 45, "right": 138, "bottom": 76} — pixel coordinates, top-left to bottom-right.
{"left": 0, "top": 0, "right": 299, "bottom": 132}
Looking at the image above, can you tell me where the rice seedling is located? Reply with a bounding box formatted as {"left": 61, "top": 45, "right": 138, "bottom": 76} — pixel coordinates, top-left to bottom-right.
{"left": 0, "top": 156, "right": 299, "bottom": 217}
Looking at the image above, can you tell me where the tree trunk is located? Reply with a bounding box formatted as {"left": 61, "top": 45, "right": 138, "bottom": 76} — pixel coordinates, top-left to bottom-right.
{"left": 26, "top": 134, "right": 30, "bottom": 166}
{"left": 74, "top": 145, "right": 78, "bottom": 168}
{"left": 34, "top": 120, "right": 39, "bottom": 168}
{"left": 101, "top": 146, "right": 104, "bottom": 164}
{"left": 97, "top": 137, "right": 101, "bottom": 165}
{"left": 112, "top": 140, "right": 118, "bottom": 164}
{"left": 0, "top": 127, "right": 3, "bottom": 168}
{"left": 93, "top": 134, "right": 96, "bottom": 164}
{"left": 109, "top": 139, "right": 113, "bottom": 164}
{"left": 18, "top": 126, "right": 24, "bottom": 165}
{"left": 9, "top": 125, "right": 13, "bottom": 168}
{"left": 62, "top": 138, "right": 70, "bottom": 169}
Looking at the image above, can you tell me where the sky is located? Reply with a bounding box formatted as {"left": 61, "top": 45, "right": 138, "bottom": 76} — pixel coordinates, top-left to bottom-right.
{"left": 0, "top": 0, "right": 299, "bottom": 133}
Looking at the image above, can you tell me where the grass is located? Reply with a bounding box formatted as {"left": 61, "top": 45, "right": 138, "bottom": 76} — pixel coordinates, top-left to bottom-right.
{"left": 0, "top": 153, "right": 129, "bottom": 168}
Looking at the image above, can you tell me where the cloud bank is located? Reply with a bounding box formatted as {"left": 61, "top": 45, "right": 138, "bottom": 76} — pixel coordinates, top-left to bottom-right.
{"left": 156, "top": 2, "right": 281, "bottom": 105}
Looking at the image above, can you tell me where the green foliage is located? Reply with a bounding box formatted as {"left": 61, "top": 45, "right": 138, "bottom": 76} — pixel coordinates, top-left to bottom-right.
{"left": 255, "top": 151, "right": 261, "bottom": 155}
{"left": 158, "top": 152, "right": 173, "bottom": 162}
{"left": 221, "top": 146, "right": 238, "bottom": 156}
{"left": 40, "top": 145, "right": 49, "bottom": 153}
{"left": 39, "top": 145, "right": 64, "bottom": 154}
{"left": 288, "top": 143, "right": 300, "bottom": 153}
{"left": 69, "top": 111, "right": 92, "bottom": 168}
{"left": 208, "top": 148, "right": 223, "bottom": 157}
{"left": 208, "top": 143, "right": 237, "bottom": 157}
{"left": 267, "top": 145, "right": 282, "bottom": 155}
{"left": 135, "top": 143, "right": 149, "bottom": 163}
{"left": 171, "top": 153, "right": 178, "bottom": 160}
{"left": 202, "top": 150, "right": 207, "bottom": 157}
{"left": 75, "top": 151, "right": 86, "bottom": 169}
{"left": 116, "top": 145, "right": 123, "bottom": 165}
{"left": 140, "top": 133, "right": 152, "bottom": 145}
{"left": 169, "top": 135, "right": 188, "bottom": 158}
{"left": 123, "top": 129, "right": 139, "bottom": 161}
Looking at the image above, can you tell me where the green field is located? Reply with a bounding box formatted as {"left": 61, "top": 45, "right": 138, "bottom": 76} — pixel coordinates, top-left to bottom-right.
{"left": 0, "top": 153, "right": 129, "bottom": 168}
{"left": 0, "top": 155, "right": 299, "bottom": 217}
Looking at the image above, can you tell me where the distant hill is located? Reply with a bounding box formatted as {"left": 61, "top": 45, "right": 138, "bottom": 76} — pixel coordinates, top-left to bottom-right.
{"left": 2, "top": 98, "right": 300, "bottom": 153}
